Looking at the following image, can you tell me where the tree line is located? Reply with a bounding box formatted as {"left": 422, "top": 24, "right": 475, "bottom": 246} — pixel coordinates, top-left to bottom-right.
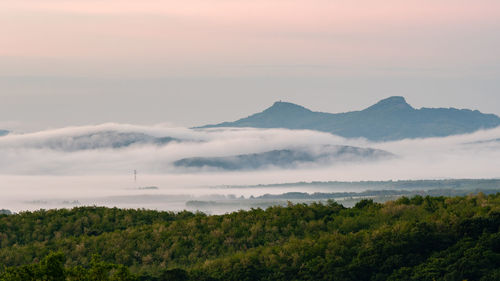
{"left": 1, "top": 193, "right": 499, "bottom": 280}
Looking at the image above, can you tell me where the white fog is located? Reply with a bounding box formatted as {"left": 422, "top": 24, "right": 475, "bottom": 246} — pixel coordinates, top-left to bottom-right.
{"left": 1, "top": 124, "right": 499, "bottom": 213}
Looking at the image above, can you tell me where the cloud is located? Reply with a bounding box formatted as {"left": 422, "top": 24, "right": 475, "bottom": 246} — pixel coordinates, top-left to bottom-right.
{"left": 1, "top": 123, "right": 499, "bottom": 212}
{"left": 0, "top": 124, "right": 350, "bottom": 174}
{"left": 0, "top": 123, "right": 499, "bottom": 177}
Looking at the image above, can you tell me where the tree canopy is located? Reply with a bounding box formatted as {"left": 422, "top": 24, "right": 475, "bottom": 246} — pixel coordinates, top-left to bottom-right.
{"left": 1, "top": 193, "right": 499, "bottom": 280}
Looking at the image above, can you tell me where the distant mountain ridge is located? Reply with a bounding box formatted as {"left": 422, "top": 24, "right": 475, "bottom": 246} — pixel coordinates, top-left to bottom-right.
{"left": 199, "top": 96, "right": 500, "bottom": 141}
{"left": 174, "top": 145, "right": 392, "bottom": 171}
{"left": 0, "top": 130, "right": 8, "bottom": 137}
{"left": 45, "top": 131, "right": 179, "bottom": 151}
{"left": 9, "top": 131, "right": 181, "bottom": 151}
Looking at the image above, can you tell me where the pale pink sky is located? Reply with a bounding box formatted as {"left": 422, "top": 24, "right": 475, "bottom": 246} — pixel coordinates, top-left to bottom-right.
{"left": 0, "top": 0, "right": 499, "bottom": 129}
{"left": 2, "top": 0, "right": 499, "bottom": 67}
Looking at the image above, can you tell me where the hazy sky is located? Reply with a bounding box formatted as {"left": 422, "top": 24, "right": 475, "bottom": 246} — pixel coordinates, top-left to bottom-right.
{"left": 1, "top": 0, "right": 500, "bottom": 131}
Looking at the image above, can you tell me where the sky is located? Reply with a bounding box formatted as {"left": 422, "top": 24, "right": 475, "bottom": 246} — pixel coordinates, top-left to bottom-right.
{"left": 1, "top": 0, "right": 500, "bottom": 131}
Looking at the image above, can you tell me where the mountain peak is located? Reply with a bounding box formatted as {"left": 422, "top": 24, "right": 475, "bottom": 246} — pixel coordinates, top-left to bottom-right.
{"left": 198, "top": 96, "right": 500, "bottom": 141}
{"left": 264, "top": 101, "right": 312, "bottom": 113}
{"left": 365, "top": 96, "right": 413, "bottom": 111}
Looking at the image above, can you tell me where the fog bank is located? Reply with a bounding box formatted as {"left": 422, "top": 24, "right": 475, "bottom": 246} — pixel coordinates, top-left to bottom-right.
{"left": 1, "top": 124, "right": 499, "bottom": 212}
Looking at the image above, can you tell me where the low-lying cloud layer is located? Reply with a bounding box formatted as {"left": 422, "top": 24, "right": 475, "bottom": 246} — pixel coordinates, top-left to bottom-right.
{"left": 0, "top": 123, "right": 360, "bottom": 174}
{"left": 1, "top": 123, "right": 500, "bottom": 176}
{"left": 0, "top": 123, "right": 499, "bottom": 211}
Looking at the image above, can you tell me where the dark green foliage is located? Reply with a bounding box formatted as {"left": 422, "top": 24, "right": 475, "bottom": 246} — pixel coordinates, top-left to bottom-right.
{"left": 40, "top": 252, "right": 66, "bottom": 281}
{"left": 0, "top": 253, "right": 139, "bottom": 281}
{"left": 353, "top": 199, "right": 380, "bottom": 209}
{"left": 1, "top": 194, "right": 500, "bottom": 280}
{"left": 0, "top": 207, "right": 187, "bottom": 249}
{"left": 158, "top": 268, "right": 188, "bottom": 281}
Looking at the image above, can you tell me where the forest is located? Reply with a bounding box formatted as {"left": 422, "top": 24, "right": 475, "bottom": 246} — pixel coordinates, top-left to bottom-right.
{"left": 0, "top": 193, "right": 499, "bottom": 280}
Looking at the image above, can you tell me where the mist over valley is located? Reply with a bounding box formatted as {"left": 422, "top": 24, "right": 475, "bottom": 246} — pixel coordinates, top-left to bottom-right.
{"left": 1, "top": 98, "right": 500, "bottom": 213}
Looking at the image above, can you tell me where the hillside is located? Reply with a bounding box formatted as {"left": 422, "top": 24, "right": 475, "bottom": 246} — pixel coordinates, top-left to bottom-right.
{"left": 174, "top": 145, "right": 392, "bottom": 170}
{"left": 1, "top": 194, "right": 499, "bottom": 280}
{"left": 199, "top": 96, "right": 500, "bottom": 141}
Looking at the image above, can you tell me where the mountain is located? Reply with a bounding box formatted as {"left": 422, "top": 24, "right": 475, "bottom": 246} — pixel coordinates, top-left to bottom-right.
{"left": 31, "top": 131, "right": 180, "bottom": 151}
{"left": 174, "top": 145, "right": 392, "bottom": 170}
{"left": 0, "top": 130, "right": 8, "bottom": 137}
{"left": 198, "top": 96, "right": 500, "bottom": 141}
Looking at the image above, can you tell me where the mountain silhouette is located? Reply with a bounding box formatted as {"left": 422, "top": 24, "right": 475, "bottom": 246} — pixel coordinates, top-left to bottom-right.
{"left": 198, "top": 96, "right": 500, "bottom": 141}
{"left": 174, "top": 145, "right": 392, "bottom": 171}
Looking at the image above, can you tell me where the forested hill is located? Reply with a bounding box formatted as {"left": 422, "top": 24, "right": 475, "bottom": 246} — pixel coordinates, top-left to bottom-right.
{"left": 1, "top": 193, "right": 500, "bottom": 280}
{"left": 199, "top": 96, "right": 500, "bottom": 141}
